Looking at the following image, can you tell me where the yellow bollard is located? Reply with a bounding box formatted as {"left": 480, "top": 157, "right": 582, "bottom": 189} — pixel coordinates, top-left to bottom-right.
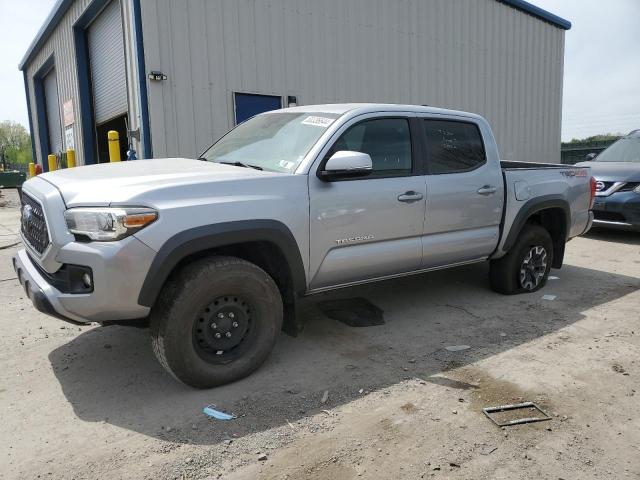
{"left": 28, "top": 162, "right": 36, "bottom": 178}
{"left": 47, "top": 154, "right": 57, "bottom": 172}
{"left": 108, "top": 130, "right": 121, "bottom": 162}
{"left": 66, "top": 149, "right": 76, "bottom": 168}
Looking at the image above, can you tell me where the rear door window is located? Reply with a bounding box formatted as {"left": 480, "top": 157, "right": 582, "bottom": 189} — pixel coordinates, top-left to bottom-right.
{"left": 423, "top": 120, "right": 486, "bottom": 174}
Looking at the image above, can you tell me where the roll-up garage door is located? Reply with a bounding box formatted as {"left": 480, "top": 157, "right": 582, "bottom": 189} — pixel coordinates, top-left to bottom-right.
{"left": 88, "top": 0, "right": 127, "bottom": 125}
{"left": 43, "top": 69, "right": 63, "bottom": 155}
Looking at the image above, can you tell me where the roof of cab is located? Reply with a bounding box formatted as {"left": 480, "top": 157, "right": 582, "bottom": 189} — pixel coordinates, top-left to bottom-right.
{"left": 275, "top": 103, "right": 484, "bottom": 120}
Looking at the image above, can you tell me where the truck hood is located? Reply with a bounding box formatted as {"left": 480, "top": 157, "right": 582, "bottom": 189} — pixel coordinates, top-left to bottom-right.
{"left": 38, "top": 158, "right": 278, "bottom": 206}
{"left": 575, "top": 161, "right": 640, "bottom": 182}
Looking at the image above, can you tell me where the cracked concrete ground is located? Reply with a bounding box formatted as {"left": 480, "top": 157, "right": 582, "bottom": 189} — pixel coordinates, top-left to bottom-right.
{"left": 1, "top": 188, "right": 639, "bottom": 479}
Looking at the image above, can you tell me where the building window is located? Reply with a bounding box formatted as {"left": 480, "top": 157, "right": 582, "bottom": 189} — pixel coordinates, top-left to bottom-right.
{"left": 234, "top": 93, "right": 282, "bottom": 125}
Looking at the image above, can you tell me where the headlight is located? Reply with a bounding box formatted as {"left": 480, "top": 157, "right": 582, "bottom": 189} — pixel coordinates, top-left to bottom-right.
{"left": 635, "top": 184, "right": 640, "bottom": 194}
{"left": 64, "top": 207, "right": 157, "bottom": 241}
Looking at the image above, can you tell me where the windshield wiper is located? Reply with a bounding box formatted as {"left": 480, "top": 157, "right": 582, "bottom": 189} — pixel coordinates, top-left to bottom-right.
{"left": 218, "top": 161, "right": 263, "bottom": 170}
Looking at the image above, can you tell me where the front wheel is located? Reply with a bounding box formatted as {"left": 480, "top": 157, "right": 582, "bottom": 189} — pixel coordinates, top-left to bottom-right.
{"left": 490, "top": 224, "right": 554, "bottom": 295}
{"left": 150, "top": 256, "right": 283, "bottom": 388}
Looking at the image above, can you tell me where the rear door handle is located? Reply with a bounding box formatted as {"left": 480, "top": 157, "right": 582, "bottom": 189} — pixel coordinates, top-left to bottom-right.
{"left": 397, "top": 191, "right": 424, "bottom": 203}
{"left": 477, "top": 185, "right": 497, "bottom": 195}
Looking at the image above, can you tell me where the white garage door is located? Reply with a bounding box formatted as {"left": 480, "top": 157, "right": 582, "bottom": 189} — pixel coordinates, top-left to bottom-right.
{"left": 88, "top": 0, "right": 127, "bottom": 125}
{"left": 43, "top": 69, "right": 63, "bottom": 155}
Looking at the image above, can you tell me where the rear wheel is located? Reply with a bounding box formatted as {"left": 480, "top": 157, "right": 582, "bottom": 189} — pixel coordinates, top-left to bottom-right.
{"left": 150, "top": 256, "right": 283, "bottom": 388}
{"left": 490, "top": 224, "right": 554, "bottom": 295}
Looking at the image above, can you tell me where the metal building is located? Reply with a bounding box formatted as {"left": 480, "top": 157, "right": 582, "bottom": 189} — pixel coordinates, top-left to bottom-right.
{"left": 20, "top": 0, "right": 571, "bottom": 170}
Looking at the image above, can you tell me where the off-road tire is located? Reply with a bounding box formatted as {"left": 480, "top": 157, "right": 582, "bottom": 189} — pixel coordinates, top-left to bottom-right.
{"left": 149, "top": 256, "right": 283, "bottom": 388}
{"left": 489, "top": 224, "right": 554, "bottom": 295}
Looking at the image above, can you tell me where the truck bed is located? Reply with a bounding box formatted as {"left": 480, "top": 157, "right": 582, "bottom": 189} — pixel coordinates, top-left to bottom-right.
{"left": 492, "top": 160, "right": 593, "bottom": 261}
{"left": 500, "top": 160, "right": 587, "bottom": 170}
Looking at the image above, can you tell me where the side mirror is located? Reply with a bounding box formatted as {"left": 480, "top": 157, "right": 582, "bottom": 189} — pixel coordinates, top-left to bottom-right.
{"left": 585, "top": 152, "right": 597, "bottom": 161}
{"left": 318, "top": 151, "right": 372, "bottom": 181}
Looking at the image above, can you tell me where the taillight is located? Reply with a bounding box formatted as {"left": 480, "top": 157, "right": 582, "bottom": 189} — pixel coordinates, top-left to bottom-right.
{"left": 589, "top": 176, "right": 597, "bottom": 209}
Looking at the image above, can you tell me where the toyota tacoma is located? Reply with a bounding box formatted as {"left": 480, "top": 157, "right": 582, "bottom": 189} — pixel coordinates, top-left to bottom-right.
{"left": 14, "top": 104, "right": 595, "bottom": 388}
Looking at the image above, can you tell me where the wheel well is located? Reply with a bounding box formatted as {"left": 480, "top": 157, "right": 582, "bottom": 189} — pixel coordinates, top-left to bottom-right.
{"left": 525, "top": 207, "right": 567, "bottom": 268}
{"left": 169, "top": 241, "right": 301, "bottom": 336}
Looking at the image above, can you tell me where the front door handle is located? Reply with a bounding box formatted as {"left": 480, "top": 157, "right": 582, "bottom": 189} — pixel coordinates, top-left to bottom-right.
{"left": 477, "top": 185, "right": 497, "bottom": 195}
{"left": 397, "top": 191, "right": 424, "bottom": 203}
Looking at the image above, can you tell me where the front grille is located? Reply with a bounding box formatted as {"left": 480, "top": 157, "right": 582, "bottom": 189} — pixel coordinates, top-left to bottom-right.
{"left": 21, "top": 194, "right": 50, "bottom": 254}
{"left": 619, "top": 182, "right": 640, "bottom": 192}
{"left": 595, "top": 181, "right": 614, "bottom": 192}
{"left": 593, "top": 211, "right": 627, "bottom": 223}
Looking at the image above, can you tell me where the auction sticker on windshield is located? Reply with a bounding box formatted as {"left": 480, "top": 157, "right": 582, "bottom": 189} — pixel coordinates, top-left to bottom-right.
{"left": 278, "top": 160, "right": 296, "bottom": 170}
{"left": 301, "top": 116, "right": 335, "bottom": 127}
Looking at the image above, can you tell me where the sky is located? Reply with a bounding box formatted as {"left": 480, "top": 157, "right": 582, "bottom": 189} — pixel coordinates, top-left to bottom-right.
{"left": 0, "top": 0, "right": 638, "bottom": 142}
{"left": 533, "top": 0, "right": 640, "bottom": 140}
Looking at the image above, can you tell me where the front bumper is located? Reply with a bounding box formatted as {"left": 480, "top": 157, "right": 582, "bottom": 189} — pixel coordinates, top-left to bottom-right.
{"left": 13, "top": 235, "right": 156, "bottom": 323}
{"left": 592, "top": 191, "right": 640, "bottom": 231}
{"left": 13, "top": 249, "right": 82, "bottom": 323}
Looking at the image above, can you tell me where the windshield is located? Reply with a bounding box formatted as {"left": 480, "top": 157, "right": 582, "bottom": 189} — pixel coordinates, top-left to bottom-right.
{"left": 201, "top": 112, "right": 340, "bottom": 172}
{"left": 595, "top": 136, "right": 640, "bottom": 163}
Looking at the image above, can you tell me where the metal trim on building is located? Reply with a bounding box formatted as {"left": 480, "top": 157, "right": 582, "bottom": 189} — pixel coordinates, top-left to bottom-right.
{"left": 23, "top": 71, "right": 37, "bottom": 164}
{"left": 498, "top": 0, "right": 571, "bottom": 30}
{"left": 43, "top": 68, "right": 64, "bottom": 156}
{"left": 33, "top": 55, "right": 57, "bottom": 172}
{"left": 132, "top": 0, "right": 151, "bottom": 159}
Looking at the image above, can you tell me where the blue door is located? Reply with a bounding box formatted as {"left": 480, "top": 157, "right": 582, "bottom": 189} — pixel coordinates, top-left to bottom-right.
{"left": 234, "top": 93, "right": 282, "bottom": 124}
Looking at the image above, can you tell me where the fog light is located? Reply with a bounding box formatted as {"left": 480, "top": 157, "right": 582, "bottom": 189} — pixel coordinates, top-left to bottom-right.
{"left": 82, "top": 273, "right": 92, "bottom": 288}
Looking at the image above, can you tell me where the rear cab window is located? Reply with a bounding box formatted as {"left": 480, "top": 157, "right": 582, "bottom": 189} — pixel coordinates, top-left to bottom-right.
{"left": 423, "top": 119, "right": 486, "bottom": 174}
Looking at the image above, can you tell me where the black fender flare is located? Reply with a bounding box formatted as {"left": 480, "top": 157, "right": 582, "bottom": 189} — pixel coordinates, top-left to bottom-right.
{"left": 502, "top": 195, "right": 571, "bottom": 267}
{"left": 137, "top": 220, "right": 307, "bottom": 307}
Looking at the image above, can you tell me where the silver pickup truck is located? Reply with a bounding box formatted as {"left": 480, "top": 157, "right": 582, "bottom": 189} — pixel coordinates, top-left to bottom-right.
{"left": 14, "top": 104, "right": 594, "bottom": 388}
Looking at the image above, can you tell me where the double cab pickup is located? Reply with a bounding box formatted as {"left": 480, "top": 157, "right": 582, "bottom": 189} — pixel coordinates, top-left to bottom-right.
{"left": 14, "top": 104, "right": 594, "bottom": 387}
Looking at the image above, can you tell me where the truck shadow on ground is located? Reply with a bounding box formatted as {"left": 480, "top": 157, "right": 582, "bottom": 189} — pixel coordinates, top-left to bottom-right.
{"left": 48, "top": 261, "right": 639, "bottom": 446}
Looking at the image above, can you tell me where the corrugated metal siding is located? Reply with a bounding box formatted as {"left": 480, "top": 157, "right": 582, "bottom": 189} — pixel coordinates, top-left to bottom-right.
{"left": 88, "top": 0, "right": 128, "bottom": 124}
{"left": 23, "top": 0, "right": 139, "bottom": 166}
{"left": 141, "top": 0, "right": 565, "bottom": 163}
{"left": 24, "top": 0, "right": 91, "bottom": 164}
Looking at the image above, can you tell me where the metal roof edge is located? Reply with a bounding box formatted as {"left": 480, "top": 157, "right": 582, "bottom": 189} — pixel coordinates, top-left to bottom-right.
{"left": 498, "top": 0, "right": 572, "bottom": 30}
{"left": 18, "top": 0, "right": 74, "bottom": 70}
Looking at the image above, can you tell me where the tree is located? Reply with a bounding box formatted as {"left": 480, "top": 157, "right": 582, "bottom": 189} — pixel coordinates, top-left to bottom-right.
{"left": 0, "top": 121, "right": 32, "bottom": 167}
{"left": 564, "top": 133, "right": 624, "bottom": 145}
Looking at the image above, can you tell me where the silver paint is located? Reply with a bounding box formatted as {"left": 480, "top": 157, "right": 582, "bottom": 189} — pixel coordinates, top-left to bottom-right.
{"left": 18, "top": 104, "right": 591, "bottom": 323}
